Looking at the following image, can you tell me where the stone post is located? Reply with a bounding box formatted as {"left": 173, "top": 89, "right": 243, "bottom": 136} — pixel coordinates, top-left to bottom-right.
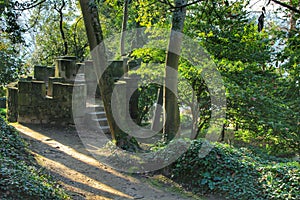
{"left": 48, "top": 77, "right": 64, "bottom": 96}
{"left": 124, "top": 77, "right": 139, "bottom": 124}
{"left": 6, "top": 83, "right": 18, "bottom": 122}
{"left": 84, "top": 60, "right": 100, "bottom": 97}
{"left": 72, "top": 84, "right": 87, "bottom": 118}
{"left": 55, "top": 58, "right": 77, "bottom": 81}
{"left": 34, "top": 65, "right": 55, "bottom": 82}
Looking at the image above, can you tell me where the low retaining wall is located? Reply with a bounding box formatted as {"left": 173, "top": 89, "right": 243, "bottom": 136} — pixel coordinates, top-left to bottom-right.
{"left": 7, "top": 80, "right": 86, "bottom": 125}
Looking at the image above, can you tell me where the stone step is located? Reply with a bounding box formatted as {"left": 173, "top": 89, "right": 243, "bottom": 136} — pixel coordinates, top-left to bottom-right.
{"left": 92, "top": 118, "right": 108, "bottom": 126}
{"left": 85, "top": 102, "right": 109, "bottom": 133}
{"left": 87, "top": 111, "right": 106, "bottom": 118}
{"left": 95, "top": 105, "right": 104, "bottom": 112}
{"left": 100, "top": 125, "right": 110, "bottom": 133}
{"left": 92, "top": 117, "right": 108, "bottom": 122}
{"left": 86, "top": 105, "right": 104, "bottom": 112}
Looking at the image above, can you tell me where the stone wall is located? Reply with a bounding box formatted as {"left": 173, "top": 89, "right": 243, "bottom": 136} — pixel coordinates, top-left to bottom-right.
{"left": 14, "top": 80, "right": 86, "bottom": 125}
{"left": 6, "top": 57, "right": 87, "bottom": 125}
{"left": 6, "top": 57, "right": 137, "bottom": 126}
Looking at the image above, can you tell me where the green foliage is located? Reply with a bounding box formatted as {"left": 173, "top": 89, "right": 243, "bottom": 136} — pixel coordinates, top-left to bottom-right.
{"left": 171, "top": 139, "right": 300, "bottom": 200}
{"left": 185, "top": 0, "right": 272, "bottom": 63}
{"left": 0, "top": 0, "right": 25, "bottom": 44}
{"left": 178, "top": 62, "right": 211, "bottom": 134}
{"left": 0, "top": 108, "right": 6, "bottom": 119}
{"left": 137, "top": 83, "right": 160, "bottom": 124}
{"left": 28, "top": 1, "right": 89, "bottom": 65}
{"left": 0, "top": 45, "right": 25, "bottom": 86}
{"left": 219, "top": 59, "right": 299, "bottom": 154}
{"left": 0, "top": 87, "right": 6, "bottom": 97}
{"left": 0, "top": 1, "right": 27, "bottom": 86}
{"left": 0, "top": 118, "right": 69, "bottom": 199}
{"left": 129, "top": 59, "right": 165, "bottom": 124}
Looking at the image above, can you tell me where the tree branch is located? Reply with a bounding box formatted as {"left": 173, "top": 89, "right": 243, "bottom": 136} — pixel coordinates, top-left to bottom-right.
{"left": 271, "top": 0, "right": 300, "bottom": 14}
{"left": 13, "top": 0, "right": 47, "bottom": 11}
{"left": 158, "top": 0, "right": 205, "bottom": 10}
{"left": 54, "top": 0, "right": 68, "bottom": 55}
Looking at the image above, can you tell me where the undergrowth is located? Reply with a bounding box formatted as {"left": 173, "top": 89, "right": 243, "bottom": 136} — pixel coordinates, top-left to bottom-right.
{"left": 170, "top": 139, "right": 299, "bottom": 200}
{"left": 0, "top": 108, "right": 6, "bottom": 119}
{"left": 0, "top": 118, "right": 69, "bottom": 199}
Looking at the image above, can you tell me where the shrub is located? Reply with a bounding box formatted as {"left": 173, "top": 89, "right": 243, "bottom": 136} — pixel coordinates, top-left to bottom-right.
{"left": 170, "top": 139, "right": 299, "bottom": 200}
{"left": 0, "top": 108, "right": 6, "bottom": 119}
{"left": 0, "top": 118, "right": 69, "bottom": 199}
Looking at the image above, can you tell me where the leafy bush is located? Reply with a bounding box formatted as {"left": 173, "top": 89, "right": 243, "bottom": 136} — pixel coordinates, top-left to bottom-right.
{"left": 0, "top": 108, "right": 6, "bottom": 119}
{"left": 0, "top": 118, "right": 69, "bottom": 199}
{"left": 170, "top": 139, "right": 299, "bottom": 200}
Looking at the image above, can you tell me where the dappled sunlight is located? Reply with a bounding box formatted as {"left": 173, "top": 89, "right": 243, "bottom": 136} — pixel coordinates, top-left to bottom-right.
{"left": 12, "top": 123, "right": 137, "bottom": 183}
{"left": 10, "top": 123, "right": 192, "bottom": 199}
{"left": 33, "top": 152, "right": 133, "bottom": 199}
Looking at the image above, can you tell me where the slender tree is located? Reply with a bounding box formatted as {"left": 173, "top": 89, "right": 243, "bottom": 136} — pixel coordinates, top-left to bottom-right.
{"left": 163, "top": 0, "right": 187, "bottom": 142}
{"left": 79, "top": 0, "right": 139, "bottom": 150}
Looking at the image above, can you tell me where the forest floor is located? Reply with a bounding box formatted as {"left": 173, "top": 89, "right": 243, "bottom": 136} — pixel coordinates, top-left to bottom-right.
{"left": 12, "top": 123, "right": 221, "bottom": 200}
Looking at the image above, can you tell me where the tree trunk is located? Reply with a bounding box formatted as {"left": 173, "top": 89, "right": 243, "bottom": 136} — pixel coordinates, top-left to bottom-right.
{"left": 54, "top": 0, "right": 68, "bottom": 55}
{"left": 151, "top": 86, "right": 163, "bottom": 132}
{"left": 163, "top": 0, "right": 187, "bottom": 142}
{"left": 121, "top": 0, "right": 129, "bottom": 57}
{"left": 79, "top": 0, "right": 139, "bottom": 150}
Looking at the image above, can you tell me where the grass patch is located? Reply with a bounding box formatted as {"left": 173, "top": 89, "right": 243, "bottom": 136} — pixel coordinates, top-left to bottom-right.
{"left": 0, "top": 118, "right": 69, "bottom": 199}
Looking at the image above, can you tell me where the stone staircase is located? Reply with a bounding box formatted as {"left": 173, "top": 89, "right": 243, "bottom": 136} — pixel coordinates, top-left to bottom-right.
{"left": 85, "top": 100, "right": 110, "bottom": 133}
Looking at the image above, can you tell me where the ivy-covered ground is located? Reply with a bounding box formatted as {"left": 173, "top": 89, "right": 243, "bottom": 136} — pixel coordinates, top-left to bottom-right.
{"left": 1, "top": 109, "right": 299, "bottom": 200}
{"left": 170, "top": 139, "right": 300, "bottom": 200}
{"left": 0, "top": 117, "right": 69, "bottom": 199}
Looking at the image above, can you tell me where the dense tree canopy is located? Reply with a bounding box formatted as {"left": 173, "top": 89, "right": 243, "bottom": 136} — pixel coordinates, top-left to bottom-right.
{"left": 0, "top": 1, "right": 299, "bottom": 199}
{"left": 1, "top": 0, "right": 299, "bottom": 153}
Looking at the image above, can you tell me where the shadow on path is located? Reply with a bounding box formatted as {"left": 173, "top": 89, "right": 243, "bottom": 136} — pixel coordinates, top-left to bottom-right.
{"left": 13, "top": 123, "right": 196, "bottom": 200}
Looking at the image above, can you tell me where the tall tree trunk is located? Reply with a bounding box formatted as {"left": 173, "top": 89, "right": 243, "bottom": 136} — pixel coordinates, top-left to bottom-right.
{"left": 121, "top": 0, "right": 129, "bottom": 76}
{"left": 163, "top": 0, "right": 187, "bottom": 142}
{"left": 54, "top": 0, "right": 68, "bottom": 55}
{"left": 120, "top": 0, "right": 129, "bottom": 57}
{"left": 79, "top": 0, "right": 139, "bottom": 150}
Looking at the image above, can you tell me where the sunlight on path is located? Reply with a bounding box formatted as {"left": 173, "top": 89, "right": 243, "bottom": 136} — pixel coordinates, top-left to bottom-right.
{"left": 34, "top": 153, "right": 133, "bottom": 199}
{"left": 13, "top": 123, "right": 136, "bottom": 182}
{"left": 12, "top": 123, "right": 195, "bottom": 200}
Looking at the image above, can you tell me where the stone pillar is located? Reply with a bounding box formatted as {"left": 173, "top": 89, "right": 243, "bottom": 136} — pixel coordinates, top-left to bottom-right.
{"left": 110, "top": 61, "right": 124, "bottom": 81}
{"left": 18, "top": 81, "right": 32, "bottom": 123}
{"left": 84, "top": 60, "right": 99, "bottom": 96}
{"left": 112, "top": 81, "right": 128, "bottom": 133}
{"left": 52, "top": 82, "right": 77, "bottom": 125}
{"left": 122, "top": 57, "right": 129, "bottom": 77}
{"left": 55, "top": 58, "right": 77, "bottom": 81}
{"left": 52, "top": 82, "right": 63, "bottom": 100}
{"left": 34, "top": 65, "right": 55, "bottom": 82}
{"left": 72, "top": 84, "right": 87, "bottom": 118}
{"left": 76, "top": 63, "right": 85, "bottom": 74}
{"left": 6, "top": 83, "right": 18, "bottom": 122}
{"left": 47, "top": 77, "right": 64, "bottom": 96}
{"left": 124, "top": 77, "right": 139, "bottom": 124}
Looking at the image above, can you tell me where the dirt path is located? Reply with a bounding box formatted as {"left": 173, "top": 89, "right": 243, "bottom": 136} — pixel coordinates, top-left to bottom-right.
{"left": 12, "top": 123, "right": 202, "bottom": 200}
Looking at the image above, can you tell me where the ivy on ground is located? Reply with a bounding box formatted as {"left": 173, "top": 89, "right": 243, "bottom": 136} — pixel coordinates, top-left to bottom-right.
{"left": 170, "top": 139, "right": 299, "bottom": 200}
{"left": 0, "top": 118, "right": 69, "bottom": 199}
